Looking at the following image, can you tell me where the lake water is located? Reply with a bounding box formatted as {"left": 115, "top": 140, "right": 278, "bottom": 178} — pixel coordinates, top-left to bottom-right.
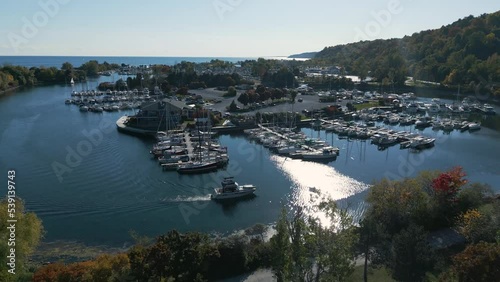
{"left": 0, "top": 56, "right": 261, "bottom": 68}
{"left": 1, "top": 78, "right": 499, "bottom": 248}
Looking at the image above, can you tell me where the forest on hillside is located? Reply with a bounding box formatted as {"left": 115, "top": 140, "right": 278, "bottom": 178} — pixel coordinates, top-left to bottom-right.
{"left": 313, "top": 11, "right": 500, "bottom": 96}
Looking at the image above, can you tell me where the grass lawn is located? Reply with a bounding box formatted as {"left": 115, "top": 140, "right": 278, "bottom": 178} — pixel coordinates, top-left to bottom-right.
{"left": 347, "top": 265, "right": 394, "bottom": 282}
{"left": 354, "top": 101, "right": 379, "bottom": 111}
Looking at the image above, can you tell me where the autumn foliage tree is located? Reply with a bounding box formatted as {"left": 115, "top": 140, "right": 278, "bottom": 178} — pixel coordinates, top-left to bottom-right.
{"left": 432, "top": 166, "right": 467, "bottom": 202}
{"left": 32, "top": 254, "right": 131, "bottom": 282}
{"left": 447, "top": 242, "right": 500, "bottom": 282}
{"left": 0, "top": 198, "right": 43, "bottom": 282}
{"left": 430, "top": 166, "right": 468, "bottom": 227}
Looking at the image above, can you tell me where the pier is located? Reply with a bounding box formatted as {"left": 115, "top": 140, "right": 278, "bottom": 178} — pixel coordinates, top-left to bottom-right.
{"left": 257, "top": 124, "right": 315, "bottom": 152}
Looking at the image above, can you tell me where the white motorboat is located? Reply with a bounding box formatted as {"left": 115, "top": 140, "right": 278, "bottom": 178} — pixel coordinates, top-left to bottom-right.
{"left": 276, "top": 144, "right": 301, "bottom": 155}
{"left": 483, "top": 104, "right": 496, "bottom": 115}
{"left": 410, "top": 137, "right": 435, "bottom": 150}
{"left": 302, "top": 148, "right": 338, "bottom": 161}
{"left": 468, "top": 122, "right": 481, "bottom": 131}
{"left": 211, "top": 177, "right": 256, "bottom": 200}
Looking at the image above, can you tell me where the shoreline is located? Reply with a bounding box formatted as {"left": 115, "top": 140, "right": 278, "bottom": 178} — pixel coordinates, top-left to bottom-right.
{"left": 0, "top": 86, "right": 21, "bottom": 96}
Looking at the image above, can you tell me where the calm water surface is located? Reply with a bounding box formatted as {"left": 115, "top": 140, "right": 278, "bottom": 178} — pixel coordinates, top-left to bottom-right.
{"left": 0, "top": 56, "right": 257, "bottom": 68}
{"left": 1, "top": 80, "right": 499, "bottom": 248}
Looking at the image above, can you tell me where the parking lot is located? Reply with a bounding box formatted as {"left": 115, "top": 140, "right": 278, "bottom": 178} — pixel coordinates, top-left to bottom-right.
{"left": 189, "top": 88, "right": 349, "bottom": 116}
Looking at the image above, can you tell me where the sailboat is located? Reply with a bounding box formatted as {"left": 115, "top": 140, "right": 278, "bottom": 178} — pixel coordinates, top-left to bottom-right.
{"left": 177, "top": 113, "right": 219, "bottom": 174}
{"left": 70, "top": 77, "right": 75, "bottom": 85}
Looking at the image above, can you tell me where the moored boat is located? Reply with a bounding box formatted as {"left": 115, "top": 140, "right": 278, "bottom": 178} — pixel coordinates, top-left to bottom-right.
{"left": 468, "top": 122, "right": 481, "bottom": 131}
{"left": 302, "top": 148, "right": 338, "bottom": 161}
{"left": 177, "top": 161, "right": 218, "bottom": 174}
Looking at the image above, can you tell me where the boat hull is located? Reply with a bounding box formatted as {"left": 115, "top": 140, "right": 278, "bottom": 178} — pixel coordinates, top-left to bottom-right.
{"left": 211, "top": 186, "right": 256, "bottom": 200}
{"left": 177, "top": 162, "right": 218, "bottom": 174}
{"left": 302, "top": 154, "right": 337, "bottom": 161}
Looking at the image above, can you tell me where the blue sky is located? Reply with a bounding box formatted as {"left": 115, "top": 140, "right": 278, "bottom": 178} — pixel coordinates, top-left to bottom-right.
{"left": 0, "top": 0, "right": 498, "bottom": 57}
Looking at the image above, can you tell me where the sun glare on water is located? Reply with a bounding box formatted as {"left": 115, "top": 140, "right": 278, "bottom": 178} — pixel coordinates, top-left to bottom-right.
{"left": 270, "top": 155, "right": 369, "bottom": 225}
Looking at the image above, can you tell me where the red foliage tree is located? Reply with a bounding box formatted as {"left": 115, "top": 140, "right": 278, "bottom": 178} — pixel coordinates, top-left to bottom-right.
{"left": 432, "top": 166, "right": 467, "bottom": 202}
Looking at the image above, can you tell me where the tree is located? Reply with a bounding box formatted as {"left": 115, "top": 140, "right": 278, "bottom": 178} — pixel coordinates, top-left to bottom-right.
{"left": 80, "top": 60, "right": 99, "bottom": 77}
{"left": 431, "top": 166, "right": 468, "bottom": 227}
{"left": 357, "top": 215, "right": 387, "bottom": 282}
{"left": 237, "top": 92, "right": 249, "bottom": 106}
{"left": 449, "top": 242, "right": 500, "bottom": 282}
{"left": 91, "top": 254, "right": 131, "bottom": 281}
{"left": 32, "top": 263, "right": 69, "bottom": 282}
{"left": 128, "top": 245, "right": 150, "bottom": 281}
{"left": 33, "top": 254, "right": 131, "bottom": 281}
{"left": 389, "top": 224, "right": 434, "bottom": 282}
{"left": 0, "top": 198, "right": 44, "bottom": 281}
{"left": 366, "top": 176, "right": 432, "bottom": 235}
{"left": 290, "top": 90, "right": 298, "bottom": 103}
{"left": 456, "top": 209, "right": 489, "bottom": 243}
{"left": 432, "top": 167, "right": 467, "bottom": 201}
{"left": 228, "top": 100, "right": 238, "bottom": 112}
{"left": 144, "top": 231, "right": 219, "bottom": 281}
{"left": 316, "top": 201, "right": 358, "bottom": 282}
{"left": 225, "top": 86, "right": 237, "bottom": 97}
{"left": 457, "top": 183, "right": 493, "bottom": 212}
{"left": 270, "top": 201, "right": 358, "bottom": 282}
{"left": 270, "top": 208, "right": 291, "bottom": 282}
{"left": 176, "top": 87, "right": 189, "bottom": 95}
{"left": 251, "top": 58, "right": 271, "bottom": 78}
{"left": 61, "top": 62, "right": 73, "bottom": 71}
{"left": 353, "top": 57, "right": 369, "bottom": 82}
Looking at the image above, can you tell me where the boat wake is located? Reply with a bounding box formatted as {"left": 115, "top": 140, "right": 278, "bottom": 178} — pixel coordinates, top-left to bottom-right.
{"left": 161, "top": 195, "right": 211, "bottom": 202}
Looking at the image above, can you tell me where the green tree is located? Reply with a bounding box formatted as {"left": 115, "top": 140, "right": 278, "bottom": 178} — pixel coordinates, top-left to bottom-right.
{"left": 290, "top": 90, "right": 298, "bottom": 103}
{"left": 353, "top": 57, "right": 369, "bottom": 82}
{"left": 228, "top": 100, "right": 238, "bottom": 112}
{"left": 366, "top": 176, "right": 433, "bottom": 235}
{"left": 457, "top": 183, "right": 493, "bottom": 212}
{"left": 0, "top": 197, "right": 44, "bottom": 281}
{"left": 316, "top": 201, "right": 358, "bottom": 282}
{"left": 389, "top": 224, "right": 434, "bottom": 282}
{"left": 270, "top": 207, "right": 291, "bottom": 282}
{"left": 225, "top": 86, "right": 237, "bottom": 97}
{"left": 144, "top": 230, "right": 219, "bottom": 281}
{"left": 80, "top": 60, "right": 99, "bottom": 76}
{"left": 270, "top": 201, "right": 358, "bottom": 282}
{"left": 61, "top": 62, "right": 73, "bottom": 71}
{"left": 357, "top": 215, "right": 388, "bottom": 282}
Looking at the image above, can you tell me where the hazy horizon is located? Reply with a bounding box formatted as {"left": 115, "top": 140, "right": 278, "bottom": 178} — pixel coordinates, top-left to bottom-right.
{"left": 0, "top": 0, "right": 498, "bottom": 57}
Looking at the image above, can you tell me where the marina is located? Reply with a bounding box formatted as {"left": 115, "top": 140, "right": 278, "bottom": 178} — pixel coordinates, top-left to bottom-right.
{"left": 65, "top": 88, "right": 167, "bottom": 113}
{"left": 1, "top": 76, "right": 499, "bottom": 248}
{"left": 1, "top": 4, "right": 498, "bottom": 279}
